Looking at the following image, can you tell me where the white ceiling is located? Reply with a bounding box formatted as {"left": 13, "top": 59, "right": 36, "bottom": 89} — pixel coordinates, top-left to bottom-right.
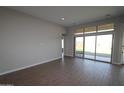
{"left": 8, "top": 6, "right": 124, "bottom": 27}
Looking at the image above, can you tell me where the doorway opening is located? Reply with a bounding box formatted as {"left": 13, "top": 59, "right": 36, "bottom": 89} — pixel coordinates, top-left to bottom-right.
{"left": 62, "top": 38, "right": 64, "bottom": 57}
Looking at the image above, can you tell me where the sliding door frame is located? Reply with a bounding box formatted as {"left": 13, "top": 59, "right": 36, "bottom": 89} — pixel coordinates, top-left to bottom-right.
{"left": 94, "top": 33, "right": 114, "bottom": 63}
{"left": 74, "top": 31, "right": 114, "bottom": 63}
{"left": 84, "top": 35, "right": 96, "bottom": 60}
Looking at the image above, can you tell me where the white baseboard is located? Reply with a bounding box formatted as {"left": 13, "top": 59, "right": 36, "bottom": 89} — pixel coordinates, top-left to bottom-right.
{"left": 0, "top": 57, "right": 61, "bottom": 76}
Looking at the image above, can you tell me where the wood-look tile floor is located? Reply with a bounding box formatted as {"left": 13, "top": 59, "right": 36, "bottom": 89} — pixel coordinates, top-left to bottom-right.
{"left": 0, "top": 57, "right": 124, "bottom": 86}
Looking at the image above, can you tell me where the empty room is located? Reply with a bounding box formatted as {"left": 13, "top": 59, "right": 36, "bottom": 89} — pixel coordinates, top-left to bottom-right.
{"left": 0, "top": 6, "right": 124, "bottom": 86}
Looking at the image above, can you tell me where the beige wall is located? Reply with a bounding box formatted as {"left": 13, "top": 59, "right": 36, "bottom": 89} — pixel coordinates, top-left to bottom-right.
{"left": 0, "top": 7, "right": 65, "bottom": 74}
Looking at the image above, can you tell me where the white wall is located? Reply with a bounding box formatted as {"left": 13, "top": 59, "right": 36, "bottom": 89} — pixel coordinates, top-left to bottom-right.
{"left": 0, "top": 7, "right": 65, "bottom": 74}
{"left": 64, "top": 16, "right": 124, "bottom": 64}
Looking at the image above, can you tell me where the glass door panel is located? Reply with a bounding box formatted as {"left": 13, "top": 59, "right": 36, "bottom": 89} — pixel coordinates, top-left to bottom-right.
{"left": 84, "top": 36, "right": 95, "bottom": 59}
{"left": 96, "top": 34, "right": 112, "bottom": 62}
{"left": 75, "top": 37, "right": 83, "bottom": 57}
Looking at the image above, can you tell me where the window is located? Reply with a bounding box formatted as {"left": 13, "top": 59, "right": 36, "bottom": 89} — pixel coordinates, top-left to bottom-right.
{"left": 98, "top": 23, "right": 114, "bottom": 32}
{"left": 84, "top": 26, "right": 96, "bottom": 34}
{"left": 73, "top": 23, "right": 114, "bottom": 35}
{"left": 74, "top": 28, "right": 84, "bottom": 35}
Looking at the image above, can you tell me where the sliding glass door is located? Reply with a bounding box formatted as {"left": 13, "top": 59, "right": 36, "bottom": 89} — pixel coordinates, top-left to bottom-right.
{"left": 84, "top": 36, "right": 96, "bottom": 59}
{"left": 96, "top": 34, "right": 112, "bottom": 62}
{"left": 74, "top": 34, "right": 113, "bottom": 62}
{"left": 75, "top": 37, "right": 83, "bottom": 57}
{"left": 74, "top": 23, "right": 114, "bottom": 63}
